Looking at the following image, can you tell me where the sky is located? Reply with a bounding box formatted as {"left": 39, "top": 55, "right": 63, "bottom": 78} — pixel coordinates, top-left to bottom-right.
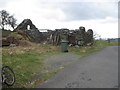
{"left": 0, "top": 0, "right": 119, "bottom": 39}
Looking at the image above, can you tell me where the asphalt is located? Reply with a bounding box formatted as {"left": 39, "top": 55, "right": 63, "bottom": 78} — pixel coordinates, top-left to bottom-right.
{"left": 38, "top": 46, "right": 119, "bottom": 88}
{"left": 44, "top": 52, "right": 80, "bottom": 72}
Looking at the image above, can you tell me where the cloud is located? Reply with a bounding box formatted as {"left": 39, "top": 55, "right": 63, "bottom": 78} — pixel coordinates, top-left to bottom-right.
{"left": 118, "top": 1, "right": 120, "bottom": 19}
{"left": 1, "top": 0, "right": 66, "bottom": 23}
{"left": 53, "top": 2, "right": 118, "bottom": 21}
{"left": 0, "top": 0, "right": 118, "bottom": 38}
{"left": 0, "top": 0, "right": 8, "bottom": 8}
{"left": 0, "top": 0, "right": 118, "bottom": 22}
{"left": 27, "top": 1, "right": 118, "bottom": 21}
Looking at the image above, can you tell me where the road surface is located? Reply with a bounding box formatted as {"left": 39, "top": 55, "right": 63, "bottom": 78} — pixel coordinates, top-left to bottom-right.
{"left": 38, "top": 46, "right": 118, "bottom": 88}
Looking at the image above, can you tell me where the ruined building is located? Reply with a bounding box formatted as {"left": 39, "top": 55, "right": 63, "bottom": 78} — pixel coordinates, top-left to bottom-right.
{"left": 47, "top": 26, "right": 94, "bottom": 46}
{"left": 14, "top": 19, "right": 44, "bottom": 43}
{"left": 13, "top": 19, "right": 93, "bottom": 46}
{"left": 47, "top": 28, "right": 69, "bottom": 45}
{"left": 2, "top": 19, "right": 93, "bottom": 46}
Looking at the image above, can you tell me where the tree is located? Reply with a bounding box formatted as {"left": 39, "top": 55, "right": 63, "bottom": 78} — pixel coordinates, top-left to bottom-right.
{"left": 93, "top": 31, "right": 101, "bottom": 40}
{"left": 0, "top": 10, "right": 9, "bottom": 30}
{"left": 0, "top": 10, "right": 17, "bottom": 30}
{"left": 8, "top": 15, "right": 17, "bottom": 29}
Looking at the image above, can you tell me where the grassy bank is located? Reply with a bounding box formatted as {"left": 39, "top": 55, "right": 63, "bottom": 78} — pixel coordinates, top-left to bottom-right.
{"left": 2, "top": 40, "right": 118, "bottom": 88}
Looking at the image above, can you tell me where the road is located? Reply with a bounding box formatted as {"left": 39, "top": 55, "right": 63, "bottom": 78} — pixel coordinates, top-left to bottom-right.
{"left": 38, "top": 46, "right": 118, "bottom": 88}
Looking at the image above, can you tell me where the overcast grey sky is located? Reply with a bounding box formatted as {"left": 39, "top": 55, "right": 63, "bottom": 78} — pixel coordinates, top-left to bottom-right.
{"left": 0, "top": 0, "right": 119, "bottom": 38}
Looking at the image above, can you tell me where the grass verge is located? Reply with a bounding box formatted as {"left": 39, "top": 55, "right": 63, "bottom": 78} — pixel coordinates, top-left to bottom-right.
{"left": 2, "top": 44, "right": 60, "bottom": 88}
{"left": 69, "top": 40, "right": 118, "bottom": 57}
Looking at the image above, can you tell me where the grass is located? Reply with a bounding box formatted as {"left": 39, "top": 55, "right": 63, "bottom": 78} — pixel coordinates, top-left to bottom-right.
{"left": 3, "top": 52, "right": 44, "bottom": 87}
{"left": 2, "top": 44, "right": 60, "bottom": 88}
{"left": 2, "top": 40, "right": 119, "bottom": 88}
{"left": 69, "top": 40, "right": 119, "bottom": 57}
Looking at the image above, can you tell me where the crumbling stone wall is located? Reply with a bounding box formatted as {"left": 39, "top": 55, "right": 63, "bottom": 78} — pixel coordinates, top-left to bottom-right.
{"left": 68, "top": 31, "right": 76, "bottom": 45}
{"left": 14, "top": 19, "right": 37, "bottom": 30}
{"left": 46, "top": 26, "right": 93, "bottom": 46}
{"left": 14, "top": 19, "right": 43, "bottom": 43}
{"left": 75, "top": 26, "right": 86, "bottom": 46}
{"left": 48, "top": 29, "right": 61, "bottom": 45}
{"left": 47, "top": 29, "right": 69, "bottom": 45}
{"left": 74, "top": 27, "right": 93, "bottom": 46}
{"left": 85, "top": 29, "right": 93, "bottom": 45}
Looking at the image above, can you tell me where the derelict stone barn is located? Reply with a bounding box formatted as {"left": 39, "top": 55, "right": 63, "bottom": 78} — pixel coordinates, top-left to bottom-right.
{"left": 47, "top": 26, "right": 94, "bottom": 46}
{"left": 14, "top": 19, "right": 44, "bottom": 43}
{"left": 13, "top": 19, "right": 93, "bottom": 46}
{"left": 47, "top": 28, "right": 69, "bottom": 45}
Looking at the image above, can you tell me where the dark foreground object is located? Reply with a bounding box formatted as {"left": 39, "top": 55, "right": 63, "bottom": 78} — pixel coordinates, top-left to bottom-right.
{"left": 1, "top": 66, "right": 15, "bottom": 86}
{"left": 63, "top": 50, "right": 68, "bottom": 52}
{"left": 38, "top": 46, "right": 118, "bottom": 88}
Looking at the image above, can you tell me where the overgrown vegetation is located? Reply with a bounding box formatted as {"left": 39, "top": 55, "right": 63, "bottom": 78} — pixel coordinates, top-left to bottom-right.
{"left": 2, "top": 40, "right": 118, "bottom": 88}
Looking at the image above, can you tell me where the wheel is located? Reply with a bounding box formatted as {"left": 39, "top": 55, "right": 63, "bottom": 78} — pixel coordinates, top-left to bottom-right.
{"left": 2, "top": 66, "right": 15, "bottom": 86}
{"left": 1, "top": 66, "right": 15, "bottom": 86}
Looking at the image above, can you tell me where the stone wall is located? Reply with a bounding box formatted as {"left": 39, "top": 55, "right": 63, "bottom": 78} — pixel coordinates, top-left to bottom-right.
{"left": 46, "top": 29, "right": 69, "bottom": 45}
{"left": 14, "top": 19, "right": 44, "bottom": 43}
{"left": 46, "top": 26, "right": 94, "bottom": 46}
{"left": 13, "top": 19, "right": 94, "bottom": 46}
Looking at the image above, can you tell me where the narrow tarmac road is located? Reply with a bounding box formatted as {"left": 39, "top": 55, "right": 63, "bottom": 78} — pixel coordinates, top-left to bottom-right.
{"left": 38, "top": 46, "right": 118, "bottom": 88}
